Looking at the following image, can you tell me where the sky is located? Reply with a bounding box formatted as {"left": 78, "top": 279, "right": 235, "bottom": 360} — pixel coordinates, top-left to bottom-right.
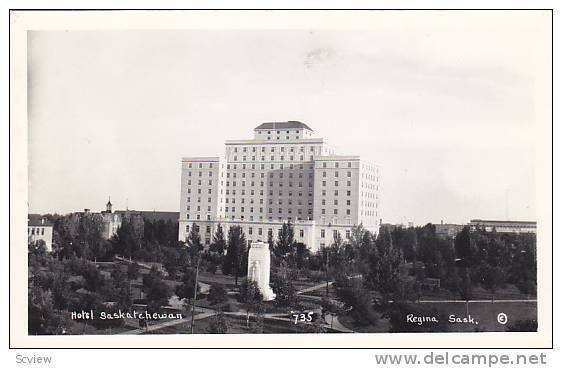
{"left": 27, "top": 14, "right": 545, "bottom": 225}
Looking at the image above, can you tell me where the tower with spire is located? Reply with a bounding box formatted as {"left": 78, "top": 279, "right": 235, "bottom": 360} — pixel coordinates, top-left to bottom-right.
{"left": 105, "top": 196, "right": 112, "bottom": 213}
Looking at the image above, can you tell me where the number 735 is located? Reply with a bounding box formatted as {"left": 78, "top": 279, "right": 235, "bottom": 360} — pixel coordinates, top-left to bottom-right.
{"left": 292, "top": 312, "right": 313, "bottom": 324}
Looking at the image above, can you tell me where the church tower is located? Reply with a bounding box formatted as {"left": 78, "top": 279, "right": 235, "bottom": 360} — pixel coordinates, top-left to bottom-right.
{"left": 106, "top": 197, "right": 112, "bottom": 213}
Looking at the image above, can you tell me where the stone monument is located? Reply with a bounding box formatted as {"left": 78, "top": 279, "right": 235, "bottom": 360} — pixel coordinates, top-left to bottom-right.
{"left": 247, "top": 241, "right": 276, "bottom": 301}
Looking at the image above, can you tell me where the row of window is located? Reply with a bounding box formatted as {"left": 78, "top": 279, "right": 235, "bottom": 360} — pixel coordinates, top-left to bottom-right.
{"left": 321, "top": 180, "right": 353, "bottom": 187}
{"left": 233, "top": 143, "right": 312, "bottom": 153}
{"left": 318, "top": 161, "right": 354, "bottom": 169}
{"left": 185, "top": 223, "right": 353, "bottom": 240}
{"left": 29, "top": 227, "right": 46, "bottom": 235}
{"left": 226, "top": 163, "right": 312, "bottom": 170}
{"left": 232, "top": 155, "right": 315, "bottom": 162}
{"left": 187, "top": 162, "right": 217, "bottom": 169}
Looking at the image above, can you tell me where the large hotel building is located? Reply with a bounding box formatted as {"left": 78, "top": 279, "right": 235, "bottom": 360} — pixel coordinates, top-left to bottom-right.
{"left": 178, "top": 121, "right": 380, "bottom": 251}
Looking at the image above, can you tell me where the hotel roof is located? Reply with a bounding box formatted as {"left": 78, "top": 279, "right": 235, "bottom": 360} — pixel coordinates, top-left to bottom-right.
{"left": 254, "top": 121, "right": 313, "bottom": 131}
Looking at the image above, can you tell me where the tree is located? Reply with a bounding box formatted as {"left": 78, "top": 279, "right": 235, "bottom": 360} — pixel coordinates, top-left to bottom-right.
{"left": 127, "top": 262, "right": 140, "bottom": 281}
{"left": 294, "top": 242, "right": 310, "bottom": 269}
{"left": 454, "top": 227, "right": 475, "bottom": 267}
{"left": 162, "top": 247, "right": 181, "bottom": 279}
{"left": 271, "top": 272, "right": 298, "bottom": 307}
{"left": 51, "top": 274, "right": 71, "bottom": 310}
{"left": 365, "top": 228, "right": 402, "bottom": 299}
{"left": 223, "top": 226, "right": 248, "bottom": 286}
{"left": 111, "top": 219, "right": 139, "bottom": 259}
{"left": 479, "top": 264, "right": 506, "bottom": 302}
{"left": 143, "top": 266, "right": 172, "bottom": 313}
{"left": 175, "top": 268, "right": 200, "bottom": 306}
{"left": 334, "top": 277, "right": 378, "bottom": 327}
{"left": 274, "top": 221, "right": 295, "bottom": 259}
{"left": 209, "top": 224, "right": 226, "bottom": 255}
{"left": 186, "top": 224, "right": 203, "bottom": 265}
{"left": 206, "top": 312, "right": 229, "bottom": 333}
{"left": 238, "top": 280, "right": 263, "bottom": 328}
{"left": 207, "top": 284, "right": 228, "bottom": 309}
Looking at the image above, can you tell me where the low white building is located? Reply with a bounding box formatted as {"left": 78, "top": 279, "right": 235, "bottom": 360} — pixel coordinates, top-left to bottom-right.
{"left": 28, "top": 214, "right": 54, "bottom": 252}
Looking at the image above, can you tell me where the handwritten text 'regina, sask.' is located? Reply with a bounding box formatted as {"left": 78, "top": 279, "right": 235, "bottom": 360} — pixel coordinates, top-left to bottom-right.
{"left": 406, "top": 314, "right": 480, "bottom": 325}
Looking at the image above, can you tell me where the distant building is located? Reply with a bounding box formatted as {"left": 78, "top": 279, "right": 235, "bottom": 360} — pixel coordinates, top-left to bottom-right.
{"left": 100, "top": 198, "right": 122, "bottom": 239}
{"left": 435, "top": 221, "right": 464, "bottom": 239}
{"left": 28, "top": 214, "right": 54, "bottom": 252}
{"left": 114, "top": 210, "right": 179, "bottom": 223}
{"left": 468, "top": 219, "right": 536, "bottom": 234}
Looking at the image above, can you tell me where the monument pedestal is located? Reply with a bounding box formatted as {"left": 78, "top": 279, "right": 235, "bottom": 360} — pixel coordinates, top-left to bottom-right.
{"left": 247, "top": 242, "right": 276, "bottom": 301}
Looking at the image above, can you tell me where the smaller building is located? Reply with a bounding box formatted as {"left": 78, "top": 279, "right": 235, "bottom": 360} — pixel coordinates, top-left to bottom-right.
{"left": 435, "top": 221, "right": 464, "bottom": 239}
{"left": 100, "top": 198, "right": 122, "bottom": 239}
{"left": 28, "top": 214, "right": 54, "bottom": 252}
{"left": 468, "top": 219, "right": 536, "bottom": 234}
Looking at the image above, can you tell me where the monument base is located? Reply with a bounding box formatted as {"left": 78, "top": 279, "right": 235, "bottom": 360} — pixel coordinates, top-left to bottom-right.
{"left": 261, "top": 288, "right": 276, "bottom": 301}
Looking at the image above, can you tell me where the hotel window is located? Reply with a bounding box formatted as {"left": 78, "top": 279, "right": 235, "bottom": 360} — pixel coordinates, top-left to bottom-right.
{"left": 346, "top": 230, "right": 350, "bottom": 239}
{"left": 322, "top": 162, "right": 327, "bottom": 168}
{"left": 335, "top": 171, "right": 339, "bottom": 177}
{"left": 334, "top": 209, "right": 338, "bottom": 215}
{"left": 347, "top": 200, "right": 351, "bottom": 205}
{"left": 188, "top": 163, "right": 192, "bottom": 168}
{"left": 196, "top": 214, "right": 201, "bottom": 220}
{"left": 334, "top": 190, "right": 339, "bottom": 196}
{"left": 322, "top": 181, "right": 326, "bottom": 186}
{"left": 322, "top": 199, "right": 326, "bottom": 205}
{"left": 347, "top": 190, "right": 351, "bottom": 196}
{"left": 334, "top": 200, "right": 338, "bottom": 205}
{"left": 346, "top": 209, "right": 351, "bottom": 215}
{"left": 206, "top": 225, "right": 211, "bottom": 234}
{"left": 347, "top": 162, "right": 352, "bottom": 168}
{"left": 322, "top": 190, "right": 326, "bottom": 196}
{"left": 208, "top": 180, "right": 212, "bottom": 185}
{"left": 299, "top": 229, "right": 304, "bottom": 238}
{"left": 188, "top": 180, "right": 191, "bottom": 185}
{"left": 333, "top": 230, "right": 338, "bottom": 238}
{"left": 321, "top": 209, "right": 326, "bottom": 214}
{"left": 335, "top": 163, "right": 339, "bottom": 168}
{"left": 321, "top": 229, "right": 325, "bottom": 238}
{"left": 335, "top": 181, "right": 339, "bottom": 187}
{"left": 249, "top": 227, "right": 253, "bottom": 235}
{"left": 347, "top": 181, "right": 351, "bottom": 186}
{"left": 322, "top": 171, "right": 326, "bottom": 177}
{"left": 199, "top": 163, "right": 203, "bottom": 168}
{"left": 347, "top": 171, "right": 351, "bottom": 177}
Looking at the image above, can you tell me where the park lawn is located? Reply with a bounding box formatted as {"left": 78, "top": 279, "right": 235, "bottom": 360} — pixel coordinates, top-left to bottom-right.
{"left": 337, "top": 311, "right": 391, "bottom": 333}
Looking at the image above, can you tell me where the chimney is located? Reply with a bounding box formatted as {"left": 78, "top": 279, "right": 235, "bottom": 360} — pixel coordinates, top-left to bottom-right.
{"left": 441, "top": 220, "right": 443, "bottom": 225}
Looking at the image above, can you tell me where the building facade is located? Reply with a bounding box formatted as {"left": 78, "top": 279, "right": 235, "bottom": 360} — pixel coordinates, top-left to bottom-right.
{"left": 28, "top": 215, "right": 54, "bottom": 252}
{"left": 468, "top": 219, "right": 536, "bottom": 234}
{"left": 178, "top": 121, "right": 381, "bottom": 251}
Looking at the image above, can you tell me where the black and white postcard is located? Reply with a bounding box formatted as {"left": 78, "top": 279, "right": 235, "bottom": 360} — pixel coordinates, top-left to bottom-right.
{"left": 9, "top": 9, "right": 553, "bottom": 349}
